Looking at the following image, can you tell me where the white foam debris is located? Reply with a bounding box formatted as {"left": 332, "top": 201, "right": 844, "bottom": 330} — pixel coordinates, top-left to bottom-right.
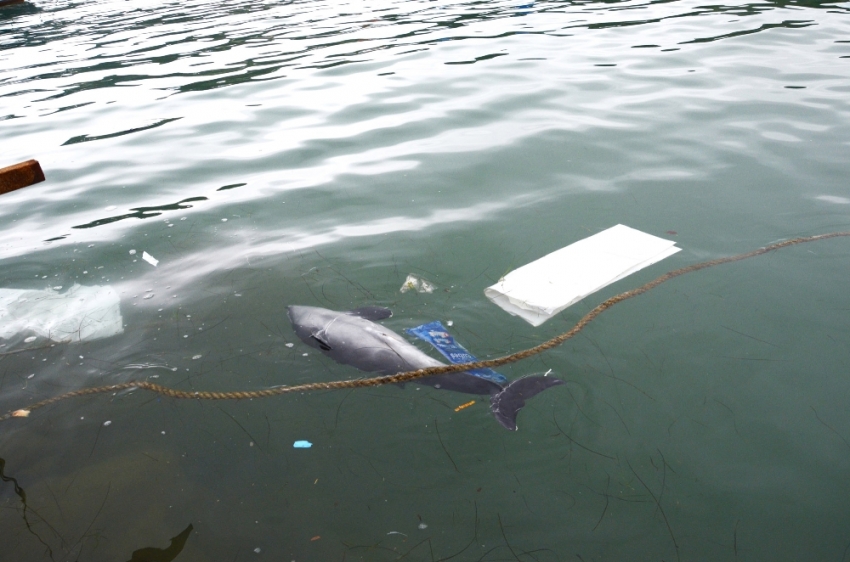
{"left": 485, "top": 224, "right": 680, "bottom": 326}
{"left": 142, "top": 252, "right": 159, "bottom": 266}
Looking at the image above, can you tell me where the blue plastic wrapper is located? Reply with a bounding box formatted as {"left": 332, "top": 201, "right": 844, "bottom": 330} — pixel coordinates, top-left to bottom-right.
{"left": 293, "top": 440, "right": 312, "bottom": 448}
{"left": 405, "top": 321, "right": 508, "bottom": 386}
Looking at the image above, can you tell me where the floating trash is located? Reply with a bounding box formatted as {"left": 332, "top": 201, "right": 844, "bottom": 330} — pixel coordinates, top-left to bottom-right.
{"left": 293, "top": 440, "right": 312, "bottom": 448}
{"left": 406, "top": 321, "right": 507, "bottom": 386}
{"left": 142, "top": 251, "right": 159, "bottom": 266}
{"left": 454, "top": 400, "right": 475, "bottom": 412}
{"left": 400, "top": 274, "right": 435, "bottom": 293}
{"left": 0, "top": 284, "right": 123, "bottom": 343}
{"left": 485, "top": 224, "right": 680, "bottom": 326}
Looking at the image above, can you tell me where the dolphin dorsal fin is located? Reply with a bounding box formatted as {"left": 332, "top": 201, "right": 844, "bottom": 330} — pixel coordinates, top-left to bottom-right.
{"left": 348, "top": 306, "right": 392, "bottom": 321}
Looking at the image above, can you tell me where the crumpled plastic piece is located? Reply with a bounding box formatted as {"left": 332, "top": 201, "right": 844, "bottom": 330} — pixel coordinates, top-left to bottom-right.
{"left": 406, "top": 321, "right": 508, "bottom": 385}
{"left": 400, "top": 274, "right": 435, "bottom": 293}
{"left": 0, "top": 284, "right": 124, "bottom": 343}
{"left": 485, "top": 224, "right": 680, "bottom": 326}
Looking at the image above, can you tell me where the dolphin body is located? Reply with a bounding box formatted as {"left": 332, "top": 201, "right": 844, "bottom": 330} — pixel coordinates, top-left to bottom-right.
{"left": 287, "top": 305, "right": 563, "bottom": 430}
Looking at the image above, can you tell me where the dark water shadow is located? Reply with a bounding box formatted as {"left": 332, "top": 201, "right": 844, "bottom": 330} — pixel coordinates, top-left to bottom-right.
{"left": 126, "top": 523, "right": 193, "bottom": 562}
{"left": 61, "top": 118, "right": 182, "bottom": 146}
{"left": 72, "top": 196, "right": 208, "bottom": 229}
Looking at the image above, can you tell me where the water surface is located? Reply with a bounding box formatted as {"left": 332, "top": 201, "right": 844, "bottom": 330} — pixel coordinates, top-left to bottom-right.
{"left": 2, "top": 0, "right": 850, "bottom": 560}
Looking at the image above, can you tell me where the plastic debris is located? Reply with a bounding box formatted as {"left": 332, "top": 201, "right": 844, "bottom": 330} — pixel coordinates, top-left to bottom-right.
{"left": 406, "top": 321, "right": 507, "bottom": 385}
{"left": 293, "top": 440, "right": 312, "bottom": 448}
{"left": 142, "top": 251, "right": 159, "bottom": 266}
{"left": 400, "top": 274, "right": 435, "bottom": 293}
{"left": 454, "top": 400, "right": 475, "bottom": 412}
{"left": 11, "top": 409, "right": 30, "bottom": 418}
{"left": 418, "top": 523, "right": 428, "bottom": 530}
{"left": 0, "top": 284, "right": 123, "bottom": 343}
{"left": 485, "top": 224, "right": 680, "bottom": 326}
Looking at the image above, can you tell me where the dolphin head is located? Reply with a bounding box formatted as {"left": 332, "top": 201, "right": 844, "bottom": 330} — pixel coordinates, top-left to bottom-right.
{"left": 286, "top": 305, "right": 335, "bottom": 351}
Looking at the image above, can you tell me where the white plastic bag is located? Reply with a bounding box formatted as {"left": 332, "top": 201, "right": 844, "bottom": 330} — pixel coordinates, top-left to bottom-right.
{"left": 485, "top": 224, "right": 680, "bottom": 326}
{"left": 0, "top": 284, "right": 123, "bottom": 343}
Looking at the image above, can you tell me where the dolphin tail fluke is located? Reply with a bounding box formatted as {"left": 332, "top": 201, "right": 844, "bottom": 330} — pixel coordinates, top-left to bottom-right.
{"left": 490, "top": 375, "right": 564, "bottom": 431}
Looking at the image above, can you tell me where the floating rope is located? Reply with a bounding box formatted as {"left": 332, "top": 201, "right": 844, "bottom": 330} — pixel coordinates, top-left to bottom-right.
{"left": 3, "top": 230, "right": 849, "bottom": 422}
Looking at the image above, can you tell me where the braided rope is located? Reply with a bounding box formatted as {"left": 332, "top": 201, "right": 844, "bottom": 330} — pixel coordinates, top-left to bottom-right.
{"left": 3, "top": 231, "right": 849, "bottom": 422}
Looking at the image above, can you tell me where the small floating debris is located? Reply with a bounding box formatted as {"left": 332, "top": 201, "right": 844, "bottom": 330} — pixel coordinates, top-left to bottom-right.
{"left": 11, "top": 409, "right": 30, "bottom": 418}
{"left": 293, "top": 440, "right": 312, "bottom": 448}
{"left": 142, "top": 252, "right": 159, "bottom": 267}
{"left": 400, "top": 274, "right": 435, "bottom": 293}
{"left": 454, "top": 400, "right": 475, "bottom": 412}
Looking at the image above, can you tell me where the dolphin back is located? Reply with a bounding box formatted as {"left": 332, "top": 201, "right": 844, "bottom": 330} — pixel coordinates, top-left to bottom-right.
{"left": 490, "top": 375, "right": 564, "bottom": 431}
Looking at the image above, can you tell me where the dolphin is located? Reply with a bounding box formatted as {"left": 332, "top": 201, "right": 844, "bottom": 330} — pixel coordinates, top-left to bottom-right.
{"left": 287, "top": 305, "right": 563, "bottom": 430}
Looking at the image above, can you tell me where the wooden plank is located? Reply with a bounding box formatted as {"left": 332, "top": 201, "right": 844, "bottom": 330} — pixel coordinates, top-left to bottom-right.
{"left": 0, "top": 159, "right": 45, "bottom": 195}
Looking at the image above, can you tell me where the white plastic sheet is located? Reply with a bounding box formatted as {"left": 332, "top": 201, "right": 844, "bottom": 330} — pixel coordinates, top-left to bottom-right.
{"left": 485, "top": 224, "right": 680, "bottom": 326}
{"left": 0, "top": 284, "right": 123, "bottom": 343}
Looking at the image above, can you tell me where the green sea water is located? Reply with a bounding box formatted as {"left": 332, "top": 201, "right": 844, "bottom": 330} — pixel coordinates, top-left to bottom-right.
{"left": 2, "top": 0, "right": 850, "bottom": 560}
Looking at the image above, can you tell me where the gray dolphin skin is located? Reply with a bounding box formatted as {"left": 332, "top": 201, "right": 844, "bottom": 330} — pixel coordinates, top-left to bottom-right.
{"left": 287, "top": 305, "right": 563, "bottom": 430}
